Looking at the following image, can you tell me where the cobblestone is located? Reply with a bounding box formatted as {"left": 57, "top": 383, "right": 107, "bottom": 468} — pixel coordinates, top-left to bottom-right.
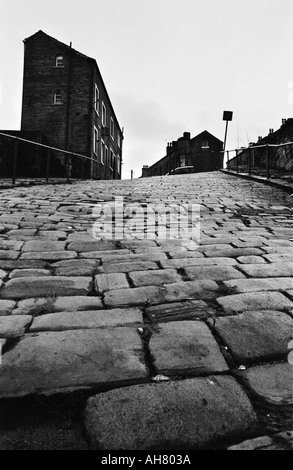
{"left": 104, "top": 280, "right": 219, "bottom": 307}
{"left": 84, "top": 376, "right": 258, "bottom": 450}
{"left": 185, "top": 265, "right": 245, "bottom": 281}
{"left": 0, "top": 328, "right": 147, "bottom": 398}
{"left": 0, "top": 276, "right": 93, "bottom": 299}
{"left": 228, "top": 431, "right": 293, "bottom": 450}
{"left": 209, "top": 311, "right": 293, "bottom": 364}
{"left": 29, "top": 308, "right": 143, "bottom": 332}
{"left": 217, "top": 291, "right": 293, "bottom": 313}
{"left": 0, "top": 315, "right": 32, "bottom": 337}
{"left": 149, "top": 320, "right": 228, "bottom": 376}
{"left": 239, "top": 363, "right": 293, "bottom": 407}
{"left": 95, "top": 273, "right": 129, "bottom": 293}
{"left": 129, "top": 268, "right": 181, "bottom": 287}
{"left": 238, "top": 262, "right": 293, "bottom": 278}
{"left": 0, "top": 171, "right": 292, "bottom": 449}
{"left": 223, "top": 277, "right": 293, "bottom": 293}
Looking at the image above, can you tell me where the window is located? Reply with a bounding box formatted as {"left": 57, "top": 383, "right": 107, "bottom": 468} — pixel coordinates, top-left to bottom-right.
{"left": 105, "top": 145, "right": 108, "bottom": 165}
{"left": 101, "top": 139, "right": 105, "bottom": 164}
{"left": 110, "top": 118, "right": 114, "bottom": 139}
{"left": 117, "top": 133, "right": 121, "bottom": 148}
{"left": 94, "top": 85, "right": 99, "bottom": 114}
{"left": 117, "top": 155, "right": 121, "bottom": 174}
{"left": 53, "top": 89, "right": 62, "bottom": 105}
{"left": 93, "top": 126, "right": 99, "bottom": 155}
{"left": 179, "top": 156, "right": 186, "bottom": 167}
{"left": 110, "top": 149, "right": 114, "bottom": 168}
{"left": 55, "top": 54, "right": 64, "bottom": 67}
{"left": 102, "top": 102, "right": 106, "bottom": 126}
{"left": 201, "top": 140, "right": 209, "bottom": 148}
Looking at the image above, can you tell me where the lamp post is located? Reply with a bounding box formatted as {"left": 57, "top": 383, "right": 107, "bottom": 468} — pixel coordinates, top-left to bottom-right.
{"left": 222, "top": 111, "right": 233, "bottom": 168}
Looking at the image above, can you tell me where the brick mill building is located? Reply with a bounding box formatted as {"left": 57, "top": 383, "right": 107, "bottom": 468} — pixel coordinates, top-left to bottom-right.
{"left": 142, "top": 130, "right": 223, "bottom": 177}
{"left": 0, "top": 30, "right": 123, "bottom": 179}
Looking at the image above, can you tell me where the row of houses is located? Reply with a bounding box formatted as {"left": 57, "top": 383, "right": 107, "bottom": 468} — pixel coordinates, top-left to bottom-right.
{"left": 0, "top": 31, "right": 123, "bottom": 179}
{"left": 141, "top": 130, "right": 223, "bottom": 177}
{"left": 227, "top": 118, "right": 293, "bottom": 172}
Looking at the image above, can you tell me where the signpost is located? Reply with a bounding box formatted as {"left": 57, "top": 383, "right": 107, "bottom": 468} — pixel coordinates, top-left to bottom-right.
{"left": 222, "top": 111, "right": 233, "bottom": 168}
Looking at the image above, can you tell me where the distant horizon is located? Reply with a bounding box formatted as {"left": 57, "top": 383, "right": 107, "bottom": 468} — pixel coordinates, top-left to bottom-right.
{"left": 1, "top": 0, "right": 292, "bottom": 179}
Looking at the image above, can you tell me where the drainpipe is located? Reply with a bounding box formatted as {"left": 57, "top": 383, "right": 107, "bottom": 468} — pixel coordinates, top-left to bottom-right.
{"left": 65, "top": 42, "right": 73, "bottom": 179}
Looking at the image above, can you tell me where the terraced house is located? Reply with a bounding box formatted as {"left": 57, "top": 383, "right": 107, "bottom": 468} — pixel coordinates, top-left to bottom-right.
{"left": 142, "top": 130, "right": 223, "bottom": 177}
{"left": 1, "top": 30, "right": 123, "bottom": 179}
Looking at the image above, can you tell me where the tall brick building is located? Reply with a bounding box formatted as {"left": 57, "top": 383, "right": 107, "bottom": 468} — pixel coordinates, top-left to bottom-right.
{"left": 1, "top": 30, "right": 123, "bottom": 179}
{"left": 142, "top": 130, "right": 223, "bottom": 177}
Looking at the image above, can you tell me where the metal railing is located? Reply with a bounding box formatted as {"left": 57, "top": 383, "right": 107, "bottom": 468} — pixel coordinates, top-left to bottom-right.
{"left": 0, "top": 131, "right": 96, "bottom": 185}
{"left": 223, "top": 141, "right": 293, "bottom": 180}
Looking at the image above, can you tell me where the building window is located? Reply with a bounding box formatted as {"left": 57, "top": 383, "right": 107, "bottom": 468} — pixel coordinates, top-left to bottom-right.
{"left": 110, "top": 149, "right": 114, "bottom": 168}
{"left": 93, "top": 126, "right": 99, "bottom": 155}
{"left": 55, "top": 54, "right": 64, "bottom": 67}
{"left": 179, "top": 156, "right": 186, "bottom": 167}
{"left": 202, "top": 140, "right": 209, "bottom": 148}
{"left": 102, "top": 102, "right": 106, "bottom": 126}
{"left": 110, "top": 118, "right": 114, "bottom": 139}
{"left": 117, "top": 155, "right": 121, "bottom": 174}
{"left": 105, "top": 145, "right": 108, "bottom": 165}
{"left": 101, "top": 139, "right": 105, "bottom": 164}
{"left": 117, "top": 133, "right": 121, "bottom": 148}
{"left": 53, "top": 89, "right": 62, "bottom": 105}
{"left": 94, "top": 85, "right": 99, "bottom": 114}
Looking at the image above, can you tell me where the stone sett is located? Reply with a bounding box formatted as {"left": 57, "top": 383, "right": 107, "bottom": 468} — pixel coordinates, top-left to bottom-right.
{"left": 228, "top": 431, "right": 293, "bottom": 450}
{"left": 22, "top": 240, "right": 66, "bottom": 252}
{"left": 129, "top": 269, "right": 181, "bottom": 287}
{"left": 9, "top": 269, "right": 51, "bottom": 279}
{"left": 239, "top": 363, "right": 293, "bottom": 407}
{"left": 104, "top": 280, "right": 219, "bottom": 307}
{"left": 184, "top": 265, "right": 246, "bottom": 281}
{"left": 0, "top": 327, "right": 147, "bottom": 398}
{"left": 223, "top": 277, "right": 293, "bottom": 293}
{"left": 217, "top": 291, "right": 293, "bottom": 314}
{"left": 0, "top": 315, "right": 32, "bottom": 337}
{"left": 238, "top": 262, "right": 293, "bottom": 278}
{"left": 29, "top": 308, "right": 143, "bottom": 332}
{"left": 20, "top": 251, "right": 77, "bottom": 261}
{"left": 149, "top": 320, "right": 228, "bottom": 376}
{"left": 0, "top": 276, "right": 93, "bottom": 299}
{"left": 0, "top": 300, "right": 16, "bottom": 316}
{"left": 209, "top": 310, "right": 293, "bottom": 364}
{"left": 84, "top": 376, "right": 258, "bottom": 450}
{"left": 160, "top": 257, "right": 237, "bottom": 269}
{"left": 98, "top": 261, "right": 159, "bottom": 274}
{"left": 95, "top": 273, "right": 129, "bottom": 293}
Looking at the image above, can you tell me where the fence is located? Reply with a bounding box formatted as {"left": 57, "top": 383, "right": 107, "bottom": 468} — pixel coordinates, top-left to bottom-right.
{"left": 0, "top": 131, "right": 96, "bottom": 185}
{"left": 223, "top": 141, "right": 293, "bottom": 179}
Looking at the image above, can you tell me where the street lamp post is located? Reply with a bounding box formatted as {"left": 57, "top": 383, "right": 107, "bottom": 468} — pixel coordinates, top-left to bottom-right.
{"left": 222, "top": 111, "right": 233, "bottom": 168}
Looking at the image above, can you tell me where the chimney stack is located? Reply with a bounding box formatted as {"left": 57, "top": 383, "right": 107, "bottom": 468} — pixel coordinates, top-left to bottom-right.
{"left": 183, "top": 132, "right": 191, "bottom": 140}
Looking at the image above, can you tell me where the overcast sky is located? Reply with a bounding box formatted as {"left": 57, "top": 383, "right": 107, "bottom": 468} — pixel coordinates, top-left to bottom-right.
{"left": 1, "top": 0, "right": 293, "bottom": 178}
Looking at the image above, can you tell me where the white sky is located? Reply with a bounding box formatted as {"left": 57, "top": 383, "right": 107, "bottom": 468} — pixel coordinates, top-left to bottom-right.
{"left": 1, "top": 0, "right": 293, "bottom": 178}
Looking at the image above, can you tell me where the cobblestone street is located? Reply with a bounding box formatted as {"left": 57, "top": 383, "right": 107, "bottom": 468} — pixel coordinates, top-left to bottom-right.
{"left": 0, "top": 171, "right": 292, "bottom": 450}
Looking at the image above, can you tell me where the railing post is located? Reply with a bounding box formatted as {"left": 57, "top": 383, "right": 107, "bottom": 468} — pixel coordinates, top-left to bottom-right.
{"left": 46, "top": 149, "right": 51, "bottom": 183}
{"left": 236, "top": 149, "right": 239, "bottom": 173}
{"left": 248, "top": 147, "right": 252, "bottom": 175}
{"left": 12, "top": 139, "right": 19, "bottom": 185}
{"left": 266, "top": 144, "right": 270, "bottom": 179}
